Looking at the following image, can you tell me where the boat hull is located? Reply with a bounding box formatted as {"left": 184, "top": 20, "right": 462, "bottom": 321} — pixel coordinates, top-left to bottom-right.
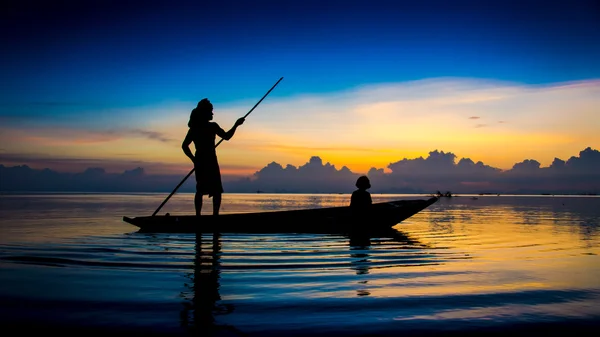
{"left": 123, "top": 197, "right": 438, "bottom": 234}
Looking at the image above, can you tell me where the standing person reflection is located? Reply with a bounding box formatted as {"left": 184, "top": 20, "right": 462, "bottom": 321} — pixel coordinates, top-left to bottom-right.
{"left": 181, "top": 232, "right": 234, "bottom": 334}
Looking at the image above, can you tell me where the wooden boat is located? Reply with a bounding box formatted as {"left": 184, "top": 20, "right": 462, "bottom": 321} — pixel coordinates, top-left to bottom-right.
{"left": 123, "top": 196, "right": 438, "bottom": 234}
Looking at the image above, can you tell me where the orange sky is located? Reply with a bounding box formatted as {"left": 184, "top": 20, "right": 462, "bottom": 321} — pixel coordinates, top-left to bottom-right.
{"left": 1, "top": 78, "right": 599, "bottom": 176}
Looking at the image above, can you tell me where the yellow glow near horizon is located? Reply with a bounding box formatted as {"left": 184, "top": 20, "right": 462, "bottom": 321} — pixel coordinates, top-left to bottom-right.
{"left": 1, "top": 78, "right": 599, "bottom": 175}
{"left": 364, "top": 206, "right": 600, "bottom": 299}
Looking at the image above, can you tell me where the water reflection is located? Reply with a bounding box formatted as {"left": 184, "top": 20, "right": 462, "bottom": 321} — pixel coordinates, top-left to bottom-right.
{"left": 180, "top": 233, "right": 235, "bottom": 334}
{"left": 422, "top": 196, "right": 600, "bottom": 245}
{"left": 1, "top": 194, "right": 599, "bottom": 335}
{"left": 348, "top": 229, "right": 430, "bottom": 297}
{"left": 349, "top": 234, "right": 372, "bottom": 297}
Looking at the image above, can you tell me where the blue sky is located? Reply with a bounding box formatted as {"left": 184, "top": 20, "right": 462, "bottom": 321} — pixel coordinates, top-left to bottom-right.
{"left": 1, "top": 0, "right": 599, "bottom": 178}
{"left": 4, "top": 0, "right": 599, "bottom": 106}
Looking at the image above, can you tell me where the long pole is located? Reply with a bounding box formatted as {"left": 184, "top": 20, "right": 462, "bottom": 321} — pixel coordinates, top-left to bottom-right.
{"left": 152, "top": 77, "right": 284, "bottom": 216}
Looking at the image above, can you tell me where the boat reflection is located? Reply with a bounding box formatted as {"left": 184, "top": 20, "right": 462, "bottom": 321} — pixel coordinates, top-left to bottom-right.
{"left": 180, "top": 232, "right": 235, "bottom": 334}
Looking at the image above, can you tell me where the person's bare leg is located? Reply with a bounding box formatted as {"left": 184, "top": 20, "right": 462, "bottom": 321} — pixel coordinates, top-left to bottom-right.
{"left": 194, "top": 192, "right": 203, "bottom": 217}
{"left": 212, "top": 193, "right": 222, "bottom": 216}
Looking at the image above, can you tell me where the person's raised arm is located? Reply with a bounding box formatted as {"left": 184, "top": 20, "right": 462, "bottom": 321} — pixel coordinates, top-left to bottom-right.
{"left": 182, "top": 129, "right": 195, "bottom": 163}
{"left": 217, "top": 117, "right": 245, "bottom": 140}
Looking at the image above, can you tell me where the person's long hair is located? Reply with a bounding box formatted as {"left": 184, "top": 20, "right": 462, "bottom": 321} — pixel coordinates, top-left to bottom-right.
{"left": 188, "top": 98, "right": 213, "bottom": 128}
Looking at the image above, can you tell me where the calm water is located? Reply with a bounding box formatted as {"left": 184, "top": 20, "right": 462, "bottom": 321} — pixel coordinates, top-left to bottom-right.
{"left": 0, "top": 193, "right": 599, "bottom": 336}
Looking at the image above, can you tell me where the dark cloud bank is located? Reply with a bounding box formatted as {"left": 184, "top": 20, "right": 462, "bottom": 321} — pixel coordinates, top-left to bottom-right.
{"left": 1, "top": 147, "right": 599, "bottom": 195}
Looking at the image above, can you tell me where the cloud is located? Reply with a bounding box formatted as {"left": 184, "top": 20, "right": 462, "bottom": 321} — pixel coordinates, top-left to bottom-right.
{"left": 2, "top": 77, "right": 599, "bottom": 174}
{"left": 214, "top": 77, "right": 600, "bottom": 171}
{"left": 128, "top": 129, "right": 174, "bottom": 143}
{"left": 242, "top": 147, "right": 600, "bottom": 194}
{"left": 0, "top": 151, "right": 259, "bottom": 177}
{"left": 247, "top": 156, "right": 356, "bottom": 193}
{"left": 0, "top": 125, "right": 175, "bottom": 147}
{"left": 2, "top": 147, "right": 598, "bottom": 195}
{"left": 0, "top": 152, "right": 186, "bottom": 175}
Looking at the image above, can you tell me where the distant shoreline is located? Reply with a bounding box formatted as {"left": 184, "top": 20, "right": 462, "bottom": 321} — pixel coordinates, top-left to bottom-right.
{"left": 0, "top": 191, "right": 598, "bottom": 197}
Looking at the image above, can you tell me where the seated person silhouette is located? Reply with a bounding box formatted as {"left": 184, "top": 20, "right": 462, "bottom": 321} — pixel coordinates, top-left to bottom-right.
{"left": 350, "top": 176, "right": 373, "bottom": 227}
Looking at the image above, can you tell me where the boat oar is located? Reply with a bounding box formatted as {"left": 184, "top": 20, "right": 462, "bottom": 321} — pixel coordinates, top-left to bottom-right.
{"left": 152, "top": 77, "right": 284, "bottom": 216}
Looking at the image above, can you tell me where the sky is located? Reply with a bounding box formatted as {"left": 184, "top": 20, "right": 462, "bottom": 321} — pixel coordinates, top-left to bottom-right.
{"left": 1, "top": 0, "right": 599, "bottom": 185}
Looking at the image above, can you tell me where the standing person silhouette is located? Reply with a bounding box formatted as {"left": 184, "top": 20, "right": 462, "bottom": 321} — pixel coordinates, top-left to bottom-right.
{"left": 182, "top": 98, "right": 245, "bottom": 216}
